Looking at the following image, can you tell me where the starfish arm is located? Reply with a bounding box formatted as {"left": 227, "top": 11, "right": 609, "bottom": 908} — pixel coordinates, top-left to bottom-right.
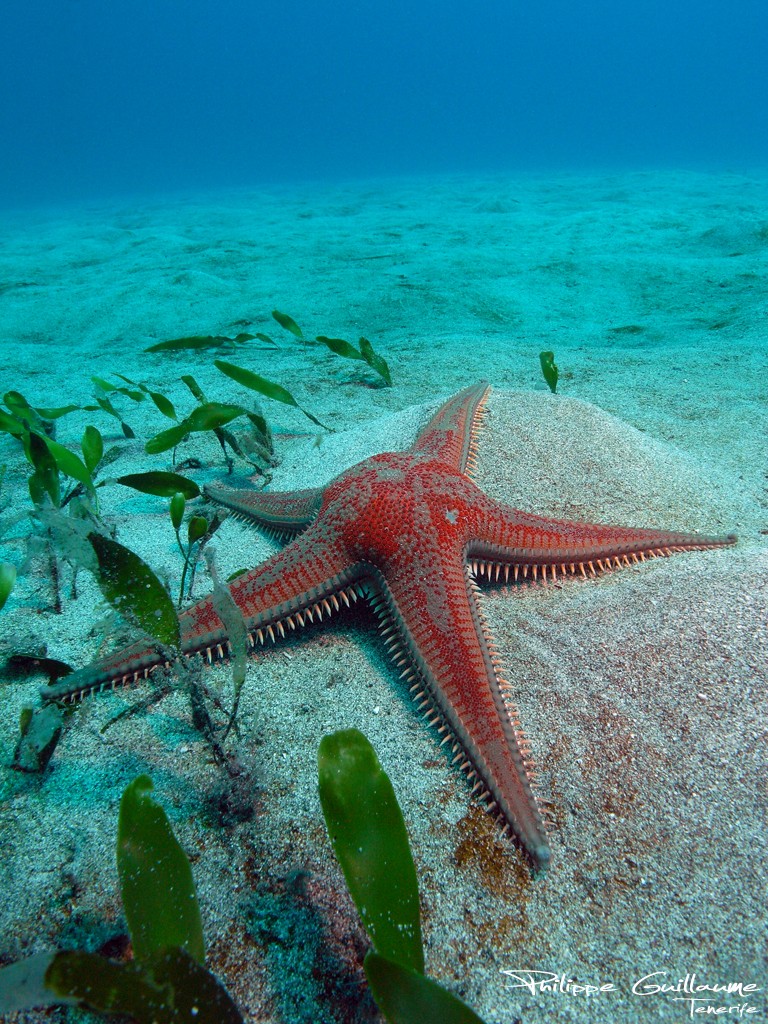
{"left": 204, "top": 482, "right": 325, "bottom": 535}
{"left": 41, "top": 526, "right": 364, "bottom": 703}
{"left": 370, "top": 549, "right": 551, "bottom": 872}
{"left": 468, "top": 500, "right": 737, "bottom": 582}
{"left": 411, "top": 382, "right": 490, "bottom": 476}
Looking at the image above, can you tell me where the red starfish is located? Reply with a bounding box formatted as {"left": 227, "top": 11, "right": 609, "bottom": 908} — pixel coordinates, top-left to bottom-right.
{"left": 43, "top": 383, "right": 735, "bottom": 871}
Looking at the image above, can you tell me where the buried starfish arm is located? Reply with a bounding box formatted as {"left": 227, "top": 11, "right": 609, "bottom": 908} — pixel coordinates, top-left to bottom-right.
{"left": 370, "top": 551, "right": 551, "bottom": 871}
{"left": 204, "top": 482, "right": 325, "bottom": 535}
{"left": 42, "top": 526, "right": 365, "bottom": 703}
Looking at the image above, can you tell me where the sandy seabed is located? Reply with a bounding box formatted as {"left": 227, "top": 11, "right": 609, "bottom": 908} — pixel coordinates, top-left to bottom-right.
{"left": 0, "top": 169, "right": 766, "bottom": 1023}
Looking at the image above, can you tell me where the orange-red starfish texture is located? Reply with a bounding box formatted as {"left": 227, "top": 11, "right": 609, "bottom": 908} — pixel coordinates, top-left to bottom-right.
{"left": 43, "top": 383, "right": 736, "bottom": 871}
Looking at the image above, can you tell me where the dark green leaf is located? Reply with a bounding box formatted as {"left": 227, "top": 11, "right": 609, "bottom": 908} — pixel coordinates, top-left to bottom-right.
{"left": 539, "top": 350, "right": 558, "bottom": 394}
{"left": 27, "top": 432, "right": 60, "bottom": 507}
{"left": 89, "top": 533, "right": 180, "bottom": 648}
{"left": 215, "top": 360, "right": 328, "bottom": 430}
{"left": 27, "top": 471, "right": 46, "bottom": 506}
{"left": 34, "top": 404, "right": 80, "bottom": 420}
{"left": 106, "top": 377, "right": 146, "bottom": 402}
{"left": 245, "top": 411, "right": 270, "bottom": 443}
{"left": 215, "top": 361, "right": 299, "bottom": 407}
{"left": 93, "top": 393, "right": 118, "bottom": 417}
{"left": 39, "top": 435, "right": 95, "bottom": 496}
{"left": 186, "top": 402, "right": 245, "bottom": 433}
{"left": 91, "top": 376, "right": 116, "bottom": 392}
{"left": 46, "top": 951, "right": 168, "bottom": 1018}
{"left": 187, "top": 516, "right": 208, "bottom": 544}
{"left": 115, "top": 376, "right": 177, "bottom": 415}
{"left": 147, "top": 390, "right": 178, "bottom": 420}
{"left": 145, "top": 422, "right": 191, "bottom": 455}
{"left": 0, "top": 408, "right": 26, "bottom": 437}
{"left": 146, "top": 335, "right": 221, "bottom": 353}
{"left": 81, "top": 425, "right": 104, "bottom": 475}
{"left": 46, "top": 946, "right": 244, "bottom": 1023}
{"left": 3, "top": 391, "right": 36, "bottom": 423}
{"left": 318, "top": 729, "right": 424, "bottom": 973}
{"left": 254, "top": 332, "right": 277, "bottom": 346}
{"left": 364, "top": 951, "right": 488, "bottom": 1024}
{"left": 0, "top": 562, "right": 16, "bottom": 611}
{"left": 316, "top": 335, "right": 364, "bottom": 360}
{"left": 116, "top": 472, "right": 201, "bottom": 499}
{"left": 359, "top": 337, "right": 392, "bottom": 386}
{"left": 149, "top": 947, "right": 244, "bottom": 1023}
{"left": 91, "top": 394, "right": 136, "bottom": 437}
{"left": 181, "top": 375, "right": 206, "bottom": 402}
{"left": 117, "top": 775, "right": 205, "bottom": 964}
{"left": 271, "top": 309, "right": 303, "bottom": 338}
{"left": 6, "top": 653, "right": 73, "bottom": 684}
{"left": 169, "top": 493, "right": 186, "bottom": 531}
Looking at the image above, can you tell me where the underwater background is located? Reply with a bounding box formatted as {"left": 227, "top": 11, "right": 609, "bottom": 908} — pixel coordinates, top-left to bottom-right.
{"left": 1, "top": 2, "right": 767, "bottom": 1024}
{"left": 2, "top": 0, "right": 768, "bottom": 205}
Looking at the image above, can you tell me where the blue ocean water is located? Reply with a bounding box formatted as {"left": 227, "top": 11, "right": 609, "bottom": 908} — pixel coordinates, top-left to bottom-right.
{"left": 2, "top": 0, "right": 767, "bottom": 207}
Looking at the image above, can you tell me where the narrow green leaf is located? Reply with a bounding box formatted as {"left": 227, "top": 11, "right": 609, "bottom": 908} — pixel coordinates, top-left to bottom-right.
{"left": 170, "top": 492, "right": 186, "bottom": 531}
{"left": 215, "top": 360, "right": 328, "bottom": 430}
{"left": 90, "top": 394, "right": 136, "bottom": 437}
{"left": 117, "top": 775, "right": 205, "bottom": 964}
{"left": 254, "top": 332, "right": 277, "bottom": 346}
{"left": 214, "top": 361, "right": 299, "bottom": 407}
{"left": 359, "top": 337, "right": 392, "bottom": 386}
{"left": 39, "top": 435, "right": 95, "bottom": 496}
{"left": 539, "top": 350, "right": 558, "bottom": 394}
{"left": 89, "top": 533, "right": 180, "bottom": 648}
{"left": 116, "top": 472, "right": 201, "bottom": 499}
{"left": 364, "top": 951, "right": 488, "bottom": 1024}
{"left": 318, "top": 729, "right": 424, "bottom": 974}
{"left": 187, "top": 516, "right": 208, "bottom": 544}
{"left": 27, "top": 432, "right": 60, "bottom": 507}
{"left": 245, "top": 411, "right": 270, "bottom": 443}
{"left": 0, "top": 408, "right": 26, "bottom": 437}
{"left": 34, "top": 404, "right": 80, "bottom": 420}
{"left": 28, "top": 471, "right": 46, "bottom": 506}
{"left": 92, "top": 376, "right": 116, "bottom": 392}
{"left": 186, "top": 402, "right": 245, "bottom": 433}
{"left": 46, "top": 951, "right": 167, "bottom": 1018}
{"left": 147, "top": 390, "right": 177, "bottom": 420}
{"left": 149, "top": 947, "right": 245, "bottom": 1023}
{"left": 181, "top": 375, "right": 206, "bottom": 402}
{"left": 3, "top": 391, "right": 36, "bottom": 422}
{"left": 147, "top": 334, "right": 255, "bottom": 353}
{"left": 92, "top": 393, "right": 118, "bottom": 416}
{"left": 145, "top": 422, "right": 191, "bottom": 455}
{"left": 271, "top": 309, "right": 303, "bottom": 338}
{"left": 145, "top": 335, "right": 219, "bottom": 352}
{"left": 316, "top": 335, "right": 364, "bottom": 361}
{"left": 0, "top": 562, "right": 16, "bottom": 611}
{"left": 47, "top": 947, "right": 244, "bottom": 1023}
{"left": 81, "top": 425, "right": 104, "bottom": 475}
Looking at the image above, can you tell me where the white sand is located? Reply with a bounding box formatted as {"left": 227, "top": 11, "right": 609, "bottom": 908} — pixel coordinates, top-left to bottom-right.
{"left": 0, "top": 170, "right": 766, "bottom": 1023}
